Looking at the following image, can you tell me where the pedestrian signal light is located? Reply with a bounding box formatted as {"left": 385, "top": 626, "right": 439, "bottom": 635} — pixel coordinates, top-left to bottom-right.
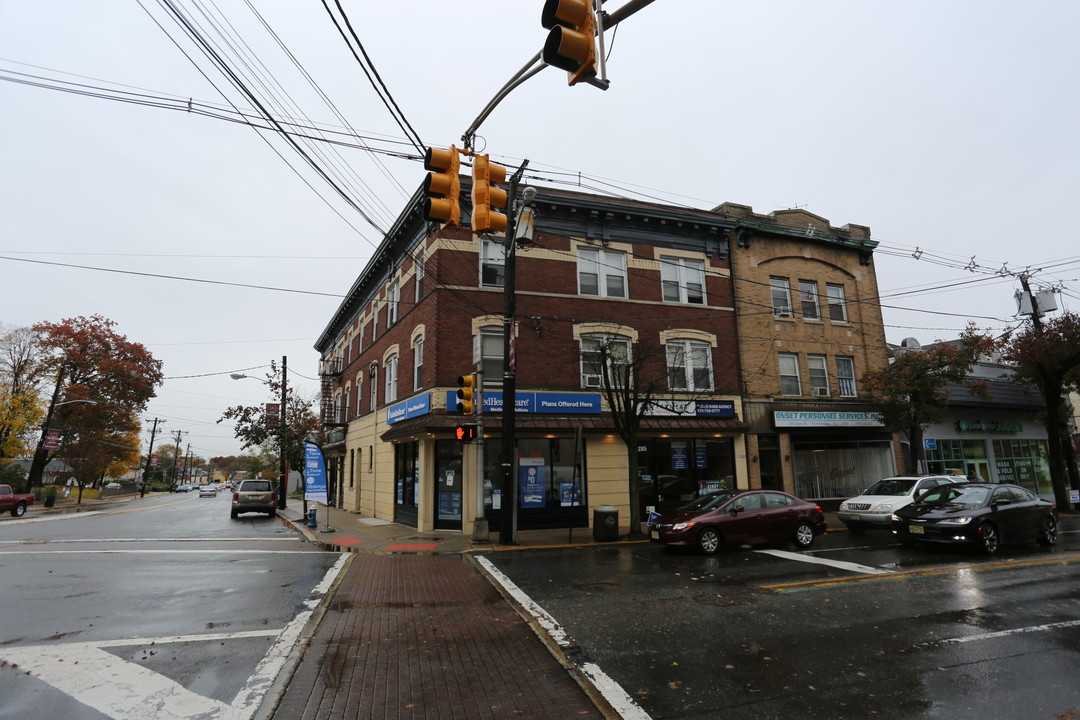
{"left": 454, "top": 424, "right": 477, "bottom": 442}
{"left": 423, "top": 145, "right": 461, "bottom": 229}
{"left": 456, "top": 373, "right": 478, "bottom": 415}
{"left": 470, "top": 154, "right": 508, "bottom": 235}
{"left": 541, "top": 0, "right": 598, "bottom": 86}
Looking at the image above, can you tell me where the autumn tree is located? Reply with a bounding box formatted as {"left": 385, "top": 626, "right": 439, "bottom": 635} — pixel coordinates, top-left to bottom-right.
{"left": 861, "top": 327, "right": 996, "bottom": 476}
{"left": 999, "top": 310, "right": 1080, "bottom": 512}
{"left": 218, "top": 360, "right": 319, "bottom": 484}
{"left": 210, "top": 454, "right": 256, "bottom": 481}
{"left": 27, "top": 315, "right": 163, "bottom": 490}
{"left": 0, "top": 325, "right": 50, "bottom": 461}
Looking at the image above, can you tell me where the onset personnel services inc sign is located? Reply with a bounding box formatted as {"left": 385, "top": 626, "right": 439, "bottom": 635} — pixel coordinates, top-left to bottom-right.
{"left": 773, "top": 411, "right": 884, "bottom": 428}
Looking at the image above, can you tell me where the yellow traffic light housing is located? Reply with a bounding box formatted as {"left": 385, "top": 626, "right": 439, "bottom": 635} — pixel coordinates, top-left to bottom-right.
{"left": 470, "top": 155, "right": 508, "bottom": 235}
{"left": 541, "top": 0, "right": 598, "bottom": 86}
{"left": 456, "top": 373, "right": 478, "bottom": 415}
{"left": 423, "top": 145, "right": 461, "bottom": 228}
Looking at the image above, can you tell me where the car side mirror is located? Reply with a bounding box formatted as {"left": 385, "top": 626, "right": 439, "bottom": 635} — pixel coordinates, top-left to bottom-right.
{"left": 731, "top": 505, "right": 744, "bottom": 515}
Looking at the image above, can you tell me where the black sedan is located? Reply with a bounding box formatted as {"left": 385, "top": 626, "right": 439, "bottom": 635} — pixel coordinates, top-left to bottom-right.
{"left": 649, "top": 489, "right": 827, "bottom": 554}
{"left": 891, "top": 482, "right": 1057, "bottom": 554}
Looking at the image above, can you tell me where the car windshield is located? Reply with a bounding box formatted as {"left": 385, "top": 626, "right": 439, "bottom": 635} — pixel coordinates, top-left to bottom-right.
{"left": 917, "top": 485, "right": 990, "bottom": 506}
{"left": 678, "top": 491, "right": 736, "bottom": 512}
{"left": 863, "top": 479, "right": 917, "bottom": 496}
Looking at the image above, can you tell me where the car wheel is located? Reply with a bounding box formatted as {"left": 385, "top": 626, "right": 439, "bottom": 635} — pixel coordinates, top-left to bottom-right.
{"left": 230, "top": 509, "right": 239, "bottom": 519}
{"left": 11, "top": 502, "right": 26, "bottom": 518}
{"left": 1037, "top": 516, "right": 1057, "bottom": 546}
{"left": 793, "top": 521, "right": 816, "bottom": 549}
{"left": 268, "top": 509, "right": 277, "bottom": 518}
{"left": 696, "top": 527, "right": 721, "bottom": 554}
{"left": 978, "top": 522, "right": 1000, "bottom": 554}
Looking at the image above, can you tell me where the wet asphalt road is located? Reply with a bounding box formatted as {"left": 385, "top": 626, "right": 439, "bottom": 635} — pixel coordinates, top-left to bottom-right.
{"left": 484, "top": 520, "right": 1080, "bottom": 720}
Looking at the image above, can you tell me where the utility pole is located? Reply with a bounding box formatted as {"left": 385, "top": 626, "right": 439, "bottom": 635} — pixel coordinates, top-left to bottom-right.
{"left": 169, "top": 429, "right": 185, "bottom": 490}
{"left": 278, "top": 355, "right": 288, "bottom": 509}
{"left": 141, "top": 418, "right": 164, "bottom": 497}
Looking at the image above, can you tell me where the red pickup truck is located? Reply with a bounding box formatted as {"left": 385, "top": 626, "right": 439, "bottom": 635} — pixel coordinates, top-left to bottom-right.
{"left": 0, "top": 485, "right": 35, "bottom": 517}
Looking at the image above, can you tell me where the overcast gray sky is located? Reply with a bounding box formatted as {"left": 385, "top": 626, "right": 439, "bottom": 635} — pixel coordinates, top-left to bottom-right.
{"left": 2, "top": 1, "right": 1078, "bottom": 460}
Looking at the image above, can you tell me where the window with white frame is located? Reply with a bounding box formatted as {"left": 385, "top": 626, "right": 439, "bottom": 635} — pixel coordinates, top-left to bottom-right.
{"left": 836, "top": 356, "right": 857, "bottom": 396}
{"left": 808, "top": 355, "right": 829, "bottom": 396}
{"left": 577, "top": 247, "right": 627, "bottom": 298}
{"left": 481, "top": 326, "right": 504, "bottom": 385}
{"left": 344, "top": 386, "right": 352, "bottom": 421}
{"left": 799, "top": 280, "right": 820, "bottom": 320}
{"left": 384, "top": 355, "right": 398, "bottom": 403}
{"left": 666, "top": 339, "right": 713, "bottom": 391}
{"left": 415, "top": 252, "right": 425, "bottom": 298}
{"left": 481, "top": 239, "right": 505, "bottom": 287}
{"left": 778, "top": 353, "right": 801, "bottom": 395}
{"left": 660, "top": 257, "right": 705, "bottom": 304}
{"left": 580, "top": 335, "right": 631, "bottom": 389}
{"left": 770, "top": 277, "right": 793, "bottom": 317}
{"left": 387, "top": 281, "right": 400, "bottom": 325}
{"left": 826, "top": 283, "right": 848, "bottom": 323}
{"left": 369, "top": 365, "right": 378, "bottom": 409}
{"left": 355, "top": 376, "right": 363, "bottom": 415}
{"left": 372, "top": 304, "right": 379, "bottom": 341}
{"left": 412, "top": 336, "right": 424, "bottom": 391}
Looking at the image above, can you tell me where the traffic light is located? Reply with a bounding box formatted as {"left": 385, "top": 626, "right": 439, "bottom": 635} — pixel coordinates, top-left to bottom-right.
{"left": 454, "top": 424, "right": 477, "bottom": 442}
{"left": 470, "top": 154, "right": 508, "bottom": 235}
{"left": 541, "top": 0, "right": 598, "bottom": 86}
{"left": 422, "top": 144, "right": 460, "bottom": 228}
{"left": 456, "top": 373, "right": 478, "bottom": 415}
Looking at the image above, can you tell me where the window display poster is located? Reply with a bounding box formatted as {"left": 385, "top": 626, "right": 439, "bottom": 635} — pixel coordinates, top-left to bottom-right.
{"left": 695, "top": 445, "right": 707, "bottom": 469}
{"left": 438, "top": 492, "right": 461, "bottom": 520}
{"left": 396, "top": 480, "right": 403, "bottom": 504}
{"left": 520, "top": 465, "right": 546, "bottom": 508}
{"left": 559, "top": 482, "right": 580, "bottom": 507}
{"left": 672, "top": 442, "right": 689, "bottom": 470}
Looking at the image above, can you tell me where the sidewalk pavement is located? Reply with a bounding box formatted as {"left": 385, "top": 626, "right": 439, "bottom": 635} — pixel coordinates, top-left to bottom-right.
{"left": 262, "top": 502, "right": 848, "bottom": 720}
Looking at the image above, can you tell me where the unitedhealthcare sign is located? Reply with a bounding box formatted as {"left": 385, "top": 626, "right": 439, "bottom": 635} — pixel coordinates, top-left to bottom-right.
{"left": 385, "top": 393, "right": 431, "bottom": 425}
{"left": 445, "top": 391, "right": 602, "bottom": 414}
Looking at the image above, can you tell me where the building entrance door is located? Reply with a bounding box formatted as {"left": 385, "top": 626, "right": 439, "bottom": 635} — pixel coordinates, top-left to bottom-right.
{"left": 434, "top": 439, "right": 462, "bottom": 531}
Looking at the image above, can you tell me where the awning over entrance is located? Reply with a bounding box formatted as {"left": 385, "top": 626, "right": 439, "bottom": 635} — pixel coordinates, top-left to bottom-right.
{"left": 381, "top": 413, "right": 749, "bottom": 442}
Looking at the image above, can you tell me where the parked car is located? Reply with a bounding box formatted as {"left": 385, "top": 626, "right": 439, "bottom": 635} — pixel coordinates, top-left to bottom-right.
{"left": 0, "top": 484, "right": 35, "bottom": 517}
{"left": 198, "top": 486, "right": 217, "bottom": 498}
{"left": 891, "top": 482, "right": 1057, "bottom": 554}
{"left": 231, "top": 479, "right": 277, "bottom": 518}
{"left": 648, "top": 489, "right": 827, "bottom": 554}
{"left": 837, "top": 475, "right": 959, "bottom": 532}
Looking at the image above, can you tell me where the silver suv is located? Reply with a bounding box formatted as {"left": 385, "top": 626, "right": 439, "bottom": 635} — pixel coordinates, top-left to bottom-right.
{"left": 838, "top": 475, "right": 959, "bottom": 531}
{"left": 231, "top": 479, "right": 277, "bottom": 518}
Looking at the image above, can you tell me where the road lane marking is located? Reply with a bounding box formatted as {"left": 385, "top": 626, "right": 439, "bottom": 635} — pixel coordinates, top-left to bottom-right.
{"left": 763, "top": 553, "right": 1080, "bottom": 593}
{"left": 0, "top": 537, "right": 300, "bottom": 544}
{"left": 0, "top": 549, "right": 324, "bottom": 555}
{"left": 935, "top": 619, "right": 1080, "bottom": 644}
{"left": 755, "top": 548, "right": 892, "bottom": 574}
{"left": 476, "top": 555, "right": 653, "bottom": 720}
{"left": 0, "top": 553, "right": 349, "bottom": 720}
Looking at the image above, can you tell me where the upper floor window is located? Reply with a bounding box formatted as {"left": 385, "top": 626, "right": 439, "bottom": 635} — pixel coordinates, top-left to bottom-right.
{"left": 836, "top": 356, "right": 857, "bottom": 397}
{"left": 481, "top": 239, "right": 505, "bottom": 287}
{"left": 384, "top": 354, "right": 398, "bottom": 403}
{"left": 666, "top": 339, "right": 713, "bottom": 391}
{"left": 578, "top": 248, "right": 627, "bottom": 298}
{"left": 387, "top": 281, "right": 400, "bottom": 325}
{"left": 355, "top": 376, "right": 363, "bottom": 415}
{"left": 661, "top": 257, "right": 705, "bottom": 304}
{"left": 770, "top": 277, "right": 793, "bottom": 318}
{"left": 778, "top": 353, "right": 801, "bottom": 395}
{"left": 808, "top": 354, "right": 829, "bottom": 396}
{"left": 372, "top": 304, "right": 379, "bottom": 341}
{"left": 369, "top": 365, "right": 378, "bottom": 409}
{"left": 799, "top": 280, "right": 820, "bottom": 320}
{"left": 412, "top": 336, "right": 424, "bottom": 391}
{"left": 581, "top": 335, "right": 631, "bottom": 388}
{"left": 481, "top": 326, "right": 504, "bottom": 385}
{"left": 343, "top": 386, "right": 352, "bottom": 421}
{"left": 826, "top": 283, "right": 848, "bottom": 323}
{"left": 415, "top": 252, "right": 425, "bottom": 299}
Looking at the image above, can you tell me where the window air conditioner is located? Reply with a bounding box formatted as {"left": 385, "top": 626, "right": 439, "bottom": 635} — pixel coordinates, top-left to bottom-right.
{"left": 583, "top": 375, "right": 602, "bottom": 388}
{"left": 813, "top": 387, "right": 830, "bottom": 397}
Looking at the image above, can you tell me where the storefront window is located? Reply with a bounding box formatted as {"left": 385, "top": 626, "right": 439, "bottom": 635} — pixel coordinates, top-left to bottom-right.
{"left": 992, "top": 439, "right": 1050, "bottom": 494}
{"left": 638, "top": 437, "right": 736, "bottom": 518}
{"left": 393, "top": 441, "right": 419, "bottom": 527}
{"left": 925, "top": 439, "right": 989, "bottom": 480}
{"left": 434, "top": 439, "right": 462, "bottom": 531}
{"left": 483, "top": 436, "right": 587, "bottom": 530}
{"left": 792, "top": 440, "right": 895, "bottom": 499}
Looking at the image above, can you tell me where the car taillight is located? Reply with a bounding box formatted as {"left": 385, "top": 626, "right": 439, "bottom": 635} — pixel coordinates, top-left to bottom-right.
{"left": 270, "top": 493, "right": 277, "bottom": 502}
{"left": 233, "top": 493, "right": 239, "bottom": 501}
{"left": 814, "top": 505, "right": 823, "bottom": 514}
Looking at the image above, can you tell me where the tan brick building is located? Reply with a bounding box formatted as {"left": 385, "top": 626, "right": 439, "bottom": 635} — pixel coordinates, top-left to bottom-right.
{"left": 716, "top": 203, "right": 901, "bottom": 502}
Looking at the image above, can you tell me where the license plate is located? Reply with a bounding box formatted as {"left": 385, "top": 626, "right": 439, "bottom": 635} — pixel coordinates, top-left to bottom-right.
{"left": 908, "top": 525, "right": 924, "bottom": 535}
{"left": 650, "top": 531, "right": 659, "bottom": 540}
{"left": 849, "top": 514, "right": 860, "bottom": 521}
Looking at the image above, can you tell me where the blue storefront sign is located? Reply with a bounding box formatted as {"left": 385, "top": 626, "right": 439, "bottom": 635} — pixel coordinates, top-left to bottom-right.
{"left": 520, "top": 464, "right": 546, "bottom": 508}
{"left": 445, "top": 391, "right": 601, "bottom": 414}
{"left": 386, "top": 393, "right": 431, "bottom": 425}
{"left": 303, "top": 441, "right": 328, "bottom": 505}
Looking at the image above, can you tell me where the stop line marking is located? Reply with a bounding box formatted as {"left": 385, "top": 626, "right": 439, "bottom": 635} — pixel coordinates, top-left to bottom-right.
{"left": 756, "top": 548, "right": 892, "bottom": 574}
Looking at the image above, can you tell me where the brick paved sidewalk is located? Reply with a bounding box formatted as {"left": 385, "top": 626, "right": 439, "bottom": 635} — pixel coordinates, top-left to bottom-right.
{"left": 270, "top": 553, "right": 602, "bottom": 720}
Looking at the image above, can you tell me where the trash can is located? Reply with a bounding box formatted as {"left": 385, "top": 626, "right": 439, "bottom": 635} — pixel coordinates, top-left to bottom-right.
{"left": 307, "top": 508, "right": 318, "bottom": 528}
{"left": 593, "top": 504, "right": 619, "bottom": 542}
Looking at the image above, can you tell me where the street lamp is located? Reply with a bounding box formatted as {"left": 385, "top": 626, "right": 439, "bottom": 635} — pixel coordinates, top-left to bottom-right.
{"left": 231, "top": 356, "right": 288, "bottom": 509}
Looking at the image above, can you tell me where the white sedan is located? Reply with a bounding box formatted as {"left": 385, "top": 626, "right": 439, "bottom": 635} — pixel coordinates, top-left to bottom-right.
{"left": 198, "top": 486, "right": 218, "bottom": 498}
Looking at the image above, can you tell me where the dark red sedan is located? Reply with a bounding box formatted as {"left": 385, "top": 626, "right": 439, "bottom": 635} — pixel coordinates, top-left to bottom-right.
{"left": 648, "top": 489, "right": 827, "bottom": 554}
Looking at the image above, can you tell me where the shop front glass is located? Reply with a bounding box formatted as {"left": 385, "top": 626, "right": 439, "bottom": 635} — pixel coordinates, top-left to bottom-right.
{"left": 924, "top": 439, "right": 989, "bottom": 480}
{"left": 393, "top": 441, "right": 419, "bottom": 527}
{"left": 792, "top": 440, "right": 895, "bottom": 500}
{"left": 638, "top": 437, "right": 736, "bottom": 518}
{"left": 992, "top": 439, "right": 1050, "bottom": 494}
{"left": 434, "top": 439, "right": 462, "bottom": 531}
{"left": 483, "top": 436, "right": 587, "bottom": 530}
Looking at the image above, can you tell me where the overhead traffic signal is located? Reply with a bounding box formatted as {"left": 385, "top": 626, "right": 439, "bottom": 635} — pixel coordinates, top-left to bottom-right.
{"left": 470, "top": 154, "right": 508, "bottom": 235}
{"left": 423, "top": 144, "right": 461, "bottom": 228}
{"left": 541, "top": 0, "right": 598, "bottom": 86}
{"left": 456, "top": 373, "right": 478, "bottom": 415}
{"left": 454, "top": 424, "right": 477, "bottom": 442}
